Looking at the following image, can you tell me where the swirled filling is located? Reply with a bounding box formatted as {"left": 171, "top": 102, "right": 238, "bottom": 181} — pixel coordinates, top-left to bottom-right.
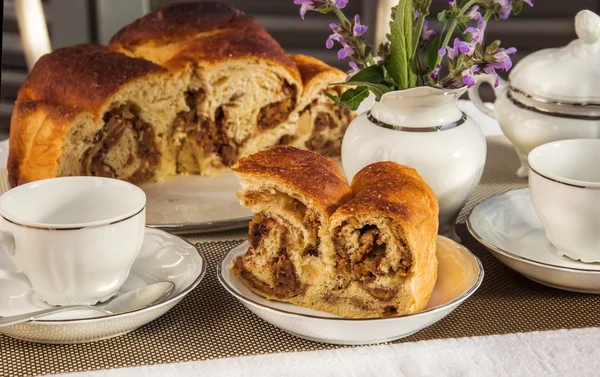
{"left": 81, "top": 104, "right": 160, "bottom": 183}
{"left": 257, "top": 82, "right": 297, "bottom": 131}
{"left": 333, "top": 222, "right": 412, "bottom": 302}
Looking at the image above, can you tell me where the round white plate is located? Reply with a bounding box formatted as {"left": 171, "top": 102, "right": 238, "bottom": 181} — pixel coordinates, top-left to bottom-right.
{"left": 219, "top": 236, "right": 483, "bottom": 345}
{"left": 141, "top": 174, "right": 253, "bottom": 234}
{"left": 0, "top": 228, "right": 206, "bottom": 344}
{"left": 467, "top": 188, "right": 600, "bottom": 293}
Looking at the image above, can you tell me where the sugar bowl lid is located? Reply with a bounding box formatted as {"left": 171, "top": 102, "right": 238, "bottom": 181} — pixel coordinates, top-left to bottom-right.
{"left": 509, "top": 10, "right": 600, "bottom": 106}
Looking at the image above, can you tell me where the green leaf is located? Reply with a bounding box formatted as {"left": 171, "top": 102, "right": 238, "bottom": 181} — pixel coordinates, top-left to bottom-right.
{"left": 330, "top": 81, "right": 393, "bottom": 99}
{"left": 512, "top": 2, "right": 523, "bottom": 15}
{"left": 347, "top": 65, "right": 385, "bottom": 84}
{"left": 426, "top": 34, "right": 442, "bottom": 70}
{"left": 386, "top": 0, "right": 415, "bottom": 90}
{"left": 325, "top": 87, "right": 370, "bottom": 111}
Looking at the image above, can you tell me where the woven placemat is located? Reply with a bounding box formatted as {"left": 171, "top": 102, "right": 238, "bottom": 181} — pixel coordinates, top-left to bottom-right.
{"left": 2, "top": 136, "right": 600, "bottom": 377}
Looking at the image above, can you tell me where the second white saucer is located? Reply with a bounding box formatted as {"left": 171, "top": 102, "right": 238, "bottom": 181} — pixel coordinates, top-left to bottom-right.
{"left": 468, "top": 188, "right": 600, "bottom": 293}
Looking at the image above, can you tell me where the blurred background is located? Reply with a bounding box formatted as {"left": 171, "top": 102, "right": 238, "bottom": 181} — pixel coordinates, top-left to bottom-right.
{"left": 1, "top": 0, "right": 598, "bottom": 136}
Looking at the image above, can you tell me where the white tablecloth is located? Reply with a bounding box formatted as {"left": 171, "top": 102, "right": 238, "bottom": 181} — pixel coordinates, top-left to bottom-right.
{"left": 5, "top": 102, "right": 598, "bottom": 377}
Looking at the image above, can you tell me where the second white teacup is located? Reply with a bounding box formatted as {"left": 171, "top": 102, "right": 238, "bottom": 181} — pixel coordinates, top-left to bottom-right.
{"left": 0, "top": 176, "right": 146, "bottom": 306}
{"left": 529, "top": 139, "right": 600, "bottom": 263}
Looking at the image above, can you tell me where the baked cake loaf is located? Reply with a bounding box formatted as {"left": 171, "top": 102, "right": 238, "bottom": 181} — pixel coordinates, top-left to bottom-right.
{"left": 231, "top": 146, "right": 353, "bottom": 302}
{"left": 286, "top": 54, "right": 354, "bottom": 157}
{"left": 8, "top": 44, "right": 189, "bottom": 186}
{"left": 231, "top": 147, "right": 439, "bottom": 318}
{"left": 8, "top": 2, "right": 355, "bottom": 186}
{"left": 110, "top": 2, "right": 353, "bottom": 175}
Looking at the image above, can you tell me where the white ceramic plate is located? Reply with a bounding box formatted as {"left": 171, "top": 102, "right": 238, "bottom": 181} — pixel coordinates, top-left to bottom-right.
{"left": 467, "top": 188, "right": 600, "bottom": 293}
{"left": 219, "top": 236, "right": 483, "bottom": 345}
{"left": 141, "top": 174, "right": 253, "bottom": 234}
{"left": 0, "top": 228, "right": 206, "bottom": 344}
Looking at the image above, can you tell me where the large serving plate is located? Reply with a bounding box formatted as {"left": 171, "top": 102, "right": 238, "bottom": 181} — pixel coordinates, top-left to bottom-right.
{"left": 0, "top": 228, "right": 206, "bottom": 344}
{"left": 468, "top": 188, "right": 600, "bottom": 293}
{"left": 136, "top": 174, "right": 253, "bottom": 234}
{"left": 219, "top": 236, "right": 483, "bottom": 345}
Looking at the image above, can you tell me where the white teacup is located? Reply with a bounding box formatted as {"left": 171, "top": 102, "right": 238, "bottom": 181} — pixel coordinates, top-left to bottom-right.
{"left": 528, "top": 139, "right": 600, "bottom": 263}
{"left": 0, "top": 177, "right": 146, "bottom": 306}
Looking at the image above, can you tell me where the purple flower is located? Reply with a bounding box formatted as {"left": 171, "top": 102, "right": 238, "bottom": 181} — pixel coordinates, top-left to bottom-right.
{"left": 294, "top": 0, "right": 315, "bottom": 19}
{"left": 523, "top": 0, "right": 534, "bottom": 6}
{"left": 421, "top": 19, "right": 437, "bottom": 41}
{"left": 494, "top": 0, "right": 512, "bottom": 20}
{"left": 489, "top": 47, "right": 517, "bottom": 71}
{"left": 467, "top": 6, "right": 484, "bottom": 27}
{"left": 461, "top": 65, "right": 480, "bottom": 87}
{"left": 482, "top": 66, "right": 500, "bottom": 87}
{"left": 438, "top": 38, "right": 473, "bottom": 59}
{"left": 481, "top": 47, "right": 516, "bottom": 87}
{"left": 293, "top": 0, "right": 348, "bottom": 19}
{"left": 346, "top": 61, "right": 360, "bottom": 81}
{"left": 445, "top": 0, "right": 456, "bottom": 3}
{"left": 414, "top": 10, "right": 420, "bottom": 18}
{"left": 337, "top": 45, "right": 354, "bottom": 59}
{"left": 326, "top": 23, "right": 354, "bottom": 60}
{"left": 464, "top": 24, "right": 486, "bottom": 45}
{"left": 353, "top": 15, "right": 368, "bottom": 36}
{"left": 429, "top": 64, "right": 441, "bottom": 80}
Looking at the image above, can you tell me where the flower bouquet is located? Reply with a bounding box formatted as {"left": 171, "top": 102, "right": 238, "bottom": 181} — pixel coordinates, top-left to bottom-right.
{"left": 294, "top": 0, "right": 533, "bottom": 109}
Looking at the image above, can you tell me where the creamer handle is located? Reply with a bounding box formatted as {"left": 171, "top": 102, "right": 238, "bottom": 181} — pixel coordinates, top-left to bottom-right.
{"left": 468, "top": 74, "right": 508, "bottom": 119}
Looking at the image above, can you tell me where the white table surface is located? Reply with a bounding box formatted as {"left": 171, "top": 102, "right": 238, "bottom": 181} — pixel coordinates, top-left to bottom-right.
{"left": 5, "top": 102, "right": 599, "bottom": 377}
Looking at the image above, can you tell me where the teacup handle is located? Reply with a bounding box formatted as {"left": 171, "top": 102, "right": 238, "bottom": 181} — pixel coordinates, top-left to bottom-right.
{"left": 0, "top": 230, "right": 29, "bottom": 286}
{"left": 468, "top": 74, "right": 508, "bottom": 119}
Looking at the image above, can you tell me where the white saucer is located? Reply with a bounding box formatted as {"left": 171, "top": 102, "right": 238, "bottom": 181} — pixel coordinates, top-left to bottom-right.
{"left": 467, "top": 188, "right": 600, "bottom": 293}
{"left": 219, "top": 236, "right": 483, "bottom": 345}
{"left": 0, "top": 228, "right": 206, "bottom": 344}
{"left": 141, "top": 174, "right": 253, "bottom": 234}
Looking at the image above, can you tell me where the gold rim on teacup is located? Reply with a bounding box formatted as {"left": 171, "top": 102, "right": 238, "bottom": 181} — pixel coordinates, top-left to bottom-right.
{"left": 528, "top": 140, "right": 600, "bottom": 190}
{"left": 1, "top": 206, "right": 146, "bottom": 231}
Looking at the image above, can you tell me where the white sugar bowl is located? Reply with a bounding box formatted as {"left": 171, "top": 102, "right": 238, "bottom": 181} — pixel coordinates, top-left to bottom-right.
{"left": 469, "top": 9, "right": 600, "bottom": 178}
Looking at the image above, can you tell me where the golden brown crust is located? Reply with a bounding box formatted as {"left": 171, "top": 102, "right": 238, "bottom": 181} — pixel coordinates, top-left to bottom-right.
{"left": 168, "top": 25, "right": 298, "bottom": 72}
{"left": 337, "top": 162, "right": 438, "bottom": 231}
{"left": 290, "top": 54, "right": 346, "bottom": 85}
{"left": 232, "top": 147, "right": 352, "bottom": 215}
{"left": 9, "top": 102, "right": 88, "bottom": 186}
{"left": 8, "top": 101, "right": 56, "bottom": 187}
{"left": 16, "top": 44, "right": 166, "bottom": 115}
{"left": 110, "top": 2, "right": 300, "bottom": 82}
{"left": 110, "top": 1, "right": 247, "bottom": 47}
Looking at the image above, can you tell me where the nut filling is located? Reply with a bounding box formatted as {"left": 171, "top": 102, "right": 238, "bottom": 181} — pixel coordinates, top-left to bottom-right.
{"left": 235, "top": 215, "right": 303, "bottom": 299}
{"left": 82, "top": 104, "right": 160, "bottom": 183}
{"left": 257, "top": 83, "right": 297, "bottom": 130}
{"left": 334, "top": 223, "right": 412, "bottom": 302}
{"left": 243, "top": 189, "right": 320, "bottom": 252}
{"left": 172, "top": 90, "right": 241, "bottom": 170}
{"left": 306, "top": 112, "right": 336, "bottom": 152}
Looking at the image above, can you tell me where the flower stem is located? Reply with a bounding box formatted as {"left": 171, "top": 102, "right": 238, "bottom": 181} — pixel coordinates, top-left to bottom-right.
{"left": 332, "top": 6, "right": 351, "bottom": 26}
{"left": 434, "top": 0, "right": 479, "bottom": 66}
{"left": 483, "top": 9, "right": 493, "bottom": 22}
{"left": 412, "top": 16, "right": 425, "bottom": 58}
